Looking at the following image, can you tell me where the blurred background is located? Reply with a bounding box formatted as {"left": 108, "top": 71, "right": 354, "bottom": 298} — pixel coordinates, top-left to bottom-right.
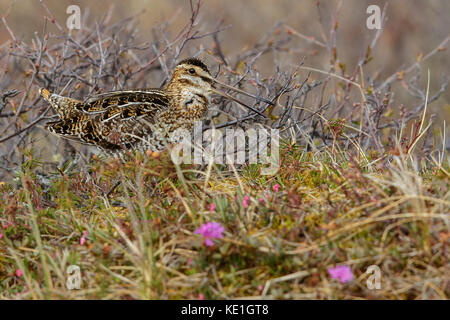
{"left": 1, "top": 0, "right": 448, "bottom": 111}
{"left": 0, "top": 0, "right": 448, "bottom": 177}
{"left": 1, "top": 0, "right": 449, "bottom": 77}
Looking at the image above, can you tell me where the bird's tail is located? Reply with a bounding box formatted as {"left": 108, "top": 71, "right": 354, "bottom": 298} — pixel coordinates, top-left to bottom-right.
{"left": 39, "top": 88, "right": 52, "bottom": 101}
{"left": 39, "top": 87, "right": 81, "bottom": 120}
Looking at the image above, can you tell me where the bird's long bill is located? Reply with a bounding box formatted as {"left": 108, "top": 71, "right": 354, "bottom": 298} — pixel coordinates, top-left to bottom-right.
{"left": 212, "top": 78, "right": 274, "bottom": 106}
{"left": 211, "top": 88, "right": 267, "bottom": 118}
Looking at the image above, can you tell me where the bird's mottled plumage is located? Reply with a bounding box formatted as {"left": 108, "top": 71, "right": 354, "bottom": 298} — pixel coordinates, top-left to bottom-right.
{"left": 40, "top": 58, "right": 215, "bottom": 152}
{"left": 40, "top": 57, "right": 268, "bottom": 153}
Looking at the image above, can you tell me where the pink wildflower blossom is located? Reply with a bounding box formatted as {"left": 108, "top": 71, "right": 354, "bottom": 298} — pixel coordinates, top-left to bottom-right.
{"left": 198, "top": 293, "right": 204, "bottom": 300}
{"left": 80, "top": 231, "right": 88, "bottom": 245}
{"left": 328, "top": 265, "right": 354, "bottom": 284}
{"left": 209, "top": 203, "right": 216, "bottom": 212}
{"left": 194, "top": 222, "right": 225, "bottom": 247}
{"left": 0, "top": 233, "right": 2, "bottom": 239}
{"left": 273, "top": 184, "right": 281, "bottom": 192}
{"left": 16, "top": 269, "right": 22, "bottom": 277}
{"left": 242, "top": 195, "right": 250, "bottom": 208}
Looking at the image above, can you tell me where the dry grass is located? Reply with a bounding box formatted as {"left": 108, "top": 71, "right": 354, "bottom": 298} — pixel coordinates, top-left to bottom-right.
{"left": 0, "top": 139, "right": 448, "bottom": 299}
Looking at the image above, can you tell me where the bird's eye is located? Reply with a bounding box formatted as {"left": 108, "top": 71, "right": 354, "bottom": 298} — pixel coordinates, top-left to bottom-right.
{"left": 188, "top": 68, "right": 195, "bottom": 74}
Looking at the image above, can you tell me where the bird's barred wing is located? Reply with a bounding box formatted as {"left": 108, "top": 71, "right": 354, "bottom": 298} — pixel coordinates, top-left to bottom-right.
{"left": 44, "top": 90, "right": 173, "bottom": 151}
{"left": 76, "top": 90, "right": 170, "bottom": 114}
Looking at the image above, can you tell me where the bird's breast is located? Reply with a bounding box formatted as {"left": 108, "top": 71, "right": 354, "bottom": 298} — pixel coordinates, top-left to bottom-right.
{"left": 171, "top": 88, "right": 210, "bottom": 119}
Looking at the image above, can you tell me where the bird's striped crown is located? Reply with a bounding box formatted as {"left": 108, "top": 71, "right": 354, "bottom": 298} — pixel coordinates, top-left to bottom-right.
{"left": 177, "top": 58, "right": 210, "bottom": 74}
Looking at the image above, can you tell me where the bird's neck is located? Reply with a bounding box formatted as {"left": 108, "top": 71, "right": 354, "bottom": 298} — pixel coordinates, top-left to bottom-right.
{"left": 166, "top": 78, "right": 211, "bottom": 118}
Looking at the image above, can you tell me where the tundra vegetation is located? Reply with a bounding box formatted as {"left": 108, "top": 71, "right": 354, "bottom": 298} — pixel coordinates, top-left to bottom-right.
{"left": 0, "top": 1, "right": 448, "bottom": 299}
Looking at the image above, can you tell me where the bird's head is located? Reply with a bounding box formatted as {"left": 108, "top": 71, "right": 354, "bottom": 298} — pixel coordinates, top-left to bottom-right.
{"left": 169, "top": 58, "right": 213, "bottom": 93}
{"left": 167, "top": 58, "right": 270, "bottom": 118}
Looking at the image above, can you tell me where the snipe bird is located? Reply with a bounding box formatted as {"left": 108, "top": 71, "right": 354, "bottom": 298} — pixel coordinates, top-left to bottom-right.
{"left": 39, "top": 58, "right": 270, "bottom": 153}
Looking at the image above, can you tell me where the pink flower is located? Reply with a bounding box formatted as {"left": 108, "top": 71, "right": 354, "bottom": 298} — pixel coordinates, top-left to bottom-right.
{"left": 80, "top": 231, "right": 88, "bottom": 245}
{"left": 258, "top": 284, "right": 263, "bottom": 292}
{"left": 209, "top": 203, "right": 216, "bottom": 212}
{"left": 198, "top": 293, "right": 204, "bottom": 300}
{"left": 328, "top": 265, "right": 354, "bottom": 284}
{"left": 194, "top": 222, "right": 225, "bottom": 247}
{"left": 242, "top": 195, "right": 250, "bottom": 208}
{"left": 16, "top": 269, "right": 22, "bottom": 277}
{"left": 273, "top": 184, "right": 280, "bottom": 192}
{"left": 187, "top": 258, "right": 193, "bottom": 266}
{"left": 0, "top": 233, "right": 2, "bottom": 239}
